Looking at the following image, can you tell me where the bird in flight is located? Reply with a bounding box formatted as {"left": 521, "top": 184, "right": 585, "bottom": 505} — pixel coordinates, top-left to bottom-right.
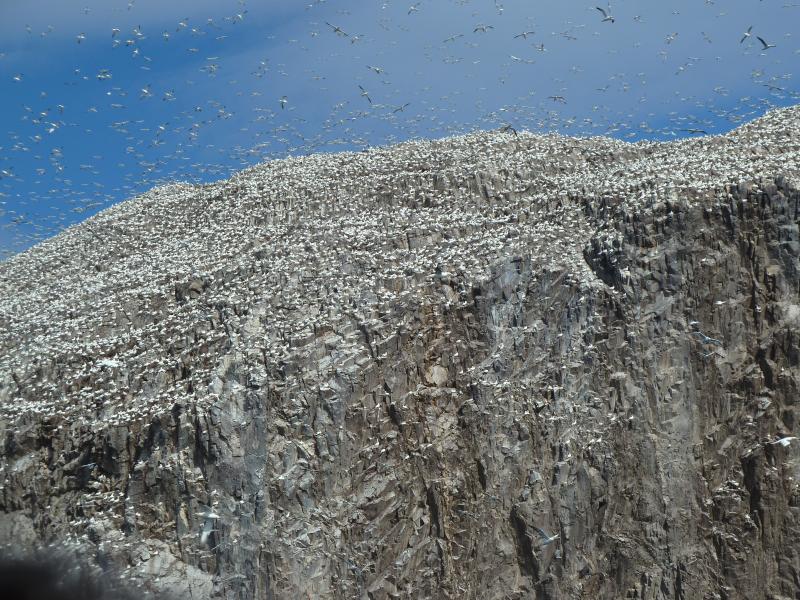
{"left": 367, "top": 65, "right": 385, "bottom": 75}
{"left": 740, "top": 25, "right": 753, "bottom": 43}
{"left": 514, "top": 30, "right": 536, "bottom": 39}
{"left": 280, "top": 96, "right": 288, "bottom": 109}
{"left": 756, "top": 36, "right": 776, "bottom": 50}
{"left": 473, "top": 24, "right": 494, "bottom": 33}
{"left": 548, "top": 95, "right": 567, "bottom": 103}
{"left": 510, "top": 55, "right": 535, "bottom": 64}
{"left": 358, "top": 85, "right": 372, "bottom": 104}
{"left": 596, "top": 6, "right": 615, "bottom": 23}
{"left": 766, "top": 436, "right": 797, "bottom": 447}
{"left": 533, "top": 527, "right": 560, "bottom": 545}
{"left": 499, "top": 124, "right": 518, "bottom": 137}
{"left": 326, "top": 22, "right": 349, "bottom": 37}
{"left": 392, "top": 102, "right": 410, "bottom": 113}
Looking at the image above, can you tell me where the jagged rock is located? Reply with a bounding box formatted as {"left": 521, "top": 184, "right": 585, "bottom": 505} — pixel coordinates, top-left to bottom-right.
{"left": 1, "top": 107, "right": 800, "bottom": 599}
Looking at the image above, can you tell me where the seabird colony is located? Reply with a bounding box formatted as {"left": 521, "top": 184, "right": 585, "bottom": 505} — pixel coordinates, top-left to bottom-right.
{"left": 0, "top": 106, "right": 798, "bottom": 596}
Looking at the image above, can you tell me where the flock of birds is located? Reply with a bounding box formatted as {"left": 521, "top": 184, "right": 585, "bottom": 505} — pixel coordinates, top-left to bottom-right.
{"left": 0, "top": 0, "right": 797, "bottom": 259}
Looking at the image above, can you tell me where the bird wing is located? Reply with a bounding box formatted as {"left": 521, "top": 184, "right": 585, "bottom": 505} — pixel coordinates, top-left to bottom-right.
{"left": 533, "top": 526, "right": 549, "bottom": 540}
{"left": 596, "top": 6, "right": 608, "bottom": 17}
{"left": 757, "top": 36, "right": 769, "bottom": 48}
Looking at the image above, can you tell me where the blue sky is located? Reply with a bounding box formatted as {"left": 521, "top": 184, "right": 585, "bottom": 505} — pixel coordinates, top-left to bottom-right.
{"left": 0, "top": 0, "right": 797, "bottom": 258}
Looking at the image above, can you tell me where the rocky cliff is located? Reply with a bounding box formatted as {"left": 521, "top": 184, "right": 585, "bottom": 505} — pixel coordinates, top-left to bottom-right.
{"left": 1, "top": 106, "right": 799, "bottom": 600}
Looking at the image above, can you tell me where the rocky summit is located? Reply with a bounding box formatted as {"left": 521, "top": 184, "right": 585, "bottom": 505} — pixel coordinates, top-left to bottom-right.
{"left": 1, "top": 106, "right": 800, "bottom": 600}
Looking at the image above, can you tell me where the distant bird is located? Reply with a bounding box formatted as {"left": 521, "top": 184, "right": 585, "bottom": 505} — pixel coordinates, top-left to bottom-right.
{"left": 443, "top": 33, "right": 463, "bottom": 43}
{"left": 76, "top": 32, "right": 86, "bottom": 44}
{"left": 473, "top": 24, "right": 494, "bottom": 33}
{"left": 111, "top": 28, "right": 120, "bottom": 38}
{"left": 514, "top": 30, "right": 536, "bottom": 39}
{"left": 325, "top": 22, "right": 349, "bottom": 37}
{"left": 367, "top": 65, "right": 385, "bottom": 75}
{"left": 199, "top": 509, "right": 219, "bottom": 544}
{"left": 533, "top": 527, "right": 560, "bottom": 545}
{"left": 358, "top": 85, "right": 372, "bottom": 104}
{"left": 740, "top": 26, "right": 753, "bottom": 44}
{"left": 280, "top": 96, "right": 288, "bottom": 109}
{"left": 769, "top": 436, "right": 797, "bottom": 447}
{"left": 392, "top": 102, "right": 410, "bottom": 113}
{"left": 408, "top": 3, "right": 420, "bottom": 15}
{"left": 690, "top": 330, "right": 722, "bottom": 345}
{"left": 756, "top": 36, "right": 776, "bottom": 50}
{"left": 500, "top": 124, "right": 518, "bottom": 137}
{"left": 681, "top": 128, "right": 708, "bottom": 135}
{"left": 510, "top": 55, "right": 535, "bottom": 64}
{"left": 548, "top": 95, "right": 567, "bottom": 103}
{"left": 596, "top": 6, "right": 615, "bottom": 23}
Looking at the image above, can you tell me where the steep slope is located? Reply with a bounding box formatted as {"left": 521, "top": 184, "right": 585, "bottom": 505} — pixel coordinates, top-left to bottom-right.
{"left": 1, "top": 107, "right": 799, "bottom": 599}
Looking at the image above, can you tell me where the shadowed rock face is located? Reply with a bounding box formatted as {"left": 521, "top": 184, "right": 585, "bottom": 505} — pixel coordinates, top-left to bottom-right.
{"left": 1, "top": 107, "right": 799, "bottom": 600}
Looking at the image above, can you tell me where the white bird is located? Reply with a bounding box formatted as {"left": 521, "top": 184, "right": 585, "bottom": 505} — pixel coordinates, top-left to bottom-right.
{"left": 596, "top": 6, "right": 615, "bottom": 23}
{"left": 510, "top": 55, "right": 535, "bottom": 64}
{"left": 740, "top": 25, "right": 752, "bottom": 44}
{"left": 199, "top": 520, "right": 215, "bottom": 544}
{"left": 770, "top": 436, "right": 797, "bottom": 447}
{"left": 534, "top": 527, "right": 560, "bottom": 545}
{"left": 358, "top": 85, "right": 372, "bottom": 104}
{"left": 514, "top": 30, "right": 536, "bottom": 39}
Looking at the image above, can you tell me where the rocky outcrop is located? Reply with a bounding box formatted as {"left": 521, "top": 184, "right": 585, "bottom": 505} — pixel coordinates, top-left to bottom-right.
{"left": 1, "top": 107, "right": 799, "bottom": 599}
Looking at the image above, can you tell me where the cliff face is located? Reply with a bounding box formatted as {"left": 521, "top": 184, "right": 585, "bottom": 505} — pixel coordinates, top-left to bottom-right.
{"left": 1, "top": 107, "right": 799, "bottom": 600}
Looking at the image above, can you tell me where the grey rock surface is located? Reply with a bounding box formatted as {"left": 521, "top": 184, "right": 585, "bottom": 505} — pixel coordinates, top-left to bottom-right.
{"left": 1, "top": 106, "right": 800, "bottom": 599}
